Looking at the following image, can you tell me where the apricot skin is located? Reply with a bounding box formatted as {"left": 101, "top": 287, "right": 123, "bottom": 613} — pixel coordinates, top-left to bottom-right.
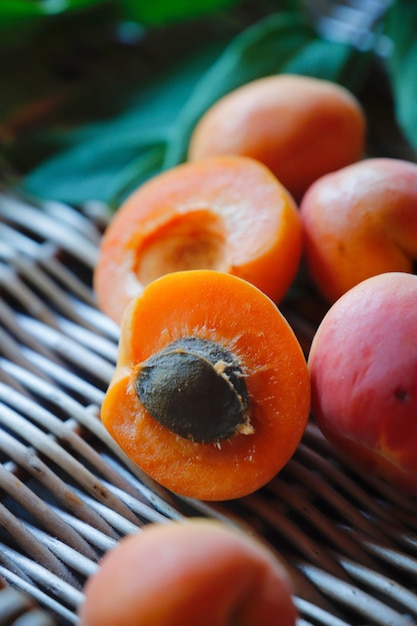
{"left": 188, "top": 74, "right": 365, "bottom": 201}
{"left": 300, "top": 158, "right": 417, "bottom": 303}
{"left": 77, "top": 519, "right": 297, "bottom": 626}
{"left": 308, "top": 272, "right": 417, "bottom": 495}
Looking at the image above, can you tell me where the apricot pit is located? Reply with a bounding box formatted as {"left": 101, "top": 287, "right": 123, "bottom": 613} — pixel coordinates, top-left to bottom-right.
{"left": 135, "top": 336, "right": 252, "bottom": 443}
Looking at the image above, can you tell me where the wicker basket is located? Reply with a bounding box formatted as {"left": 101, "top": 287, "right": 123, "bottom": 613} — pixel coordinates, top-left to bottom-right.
{"left": 1, "top": 1, "right": 417, "bottom": 625}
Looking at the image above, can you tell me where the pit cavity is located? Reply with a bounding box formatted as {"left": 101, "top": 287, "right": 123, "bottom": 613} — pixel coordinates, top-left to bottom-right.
{"left": 135, "top": 209, "right": 230, "bottom": 286}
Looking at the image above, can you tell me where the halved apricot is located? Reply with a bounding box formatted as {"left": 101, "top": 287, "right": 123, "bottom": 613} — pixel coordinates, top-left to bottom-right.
{"left": 101, "top": 269, "right": 311, "bottom": 501}
{"left": 94, "top": 155, "right": 302, "bottom": 324}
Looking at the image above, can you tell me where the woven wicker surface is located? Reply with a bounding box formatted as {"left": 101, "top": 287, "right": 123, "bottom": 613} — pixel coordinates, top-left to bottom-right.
{"left": 1, "top": 190, "right": 417, "bottom": 626}
{"left": 1, "top": 1, "right": 417, "bottom": 625}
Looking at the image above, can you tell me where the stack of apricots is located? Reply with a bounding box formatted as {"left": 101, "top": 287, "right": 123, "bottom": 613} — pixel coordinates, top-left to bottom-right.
{"left": 80, "top": 73, "right": 417, "bottom": 626}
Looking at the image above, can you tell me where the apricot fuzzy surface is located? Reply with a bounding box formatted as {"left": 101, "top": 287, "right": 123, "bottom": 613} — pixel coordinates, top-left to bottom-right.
{"left": 308, "top": 272, "right": 417, "bottom": 494}
{"left": 188, "top": 74, "right": 365, "bottom": 201}
{"left": 78, "top": 519, "right": 297, "bottom": 626}
{"left": 300, "top": 158, "right": 417, "bottom": 303}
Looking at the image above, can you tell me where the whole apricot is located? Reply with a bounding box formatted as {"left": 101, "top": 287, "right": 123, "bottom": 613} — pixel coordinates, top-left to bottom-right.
{"left": 300, "top": 157, "right": 417, "bottom": 303}
{"left": 188, "top": 74, "right": 366, "bottom": 201}
{"left": 308, "top": 272, "right": 417, "bottom": 495}
{"left": 78, "top": 519, "right": 297, "bottom": 626}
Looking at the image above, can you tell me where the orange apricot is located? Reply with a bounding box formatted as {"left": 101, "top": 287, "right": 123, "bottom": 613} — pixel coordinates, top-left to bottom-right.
{"left": 78, "top": 519, "right": 297, "bottom": 626}
{"left": 300, "top": 157, "right": 417, "bottom": 303}
{"left": 101, "top": 269, "right": 311, "bottom": 501}
{"left": 188, "top": 74, "right": 366, "bottom": 201}
{"left": 94, "top": 155, "right": 302, "bottom": 324}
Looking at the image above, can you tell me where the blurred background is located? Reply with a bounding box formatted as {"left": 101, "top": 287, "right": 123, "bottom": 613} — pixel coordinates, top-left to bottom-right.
{"left": 0, "top": 0, "right": 415, "bottom": 211}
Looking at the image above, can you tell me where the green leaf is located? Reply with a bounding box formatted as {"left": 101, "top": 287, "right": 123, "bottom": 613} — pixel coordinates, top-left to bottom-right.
{"left": 20, "top": 6, "right": 373, "bottom": 207}
{"left": 0, "top": 0, "right": 116, "bottom": 48}
{"left": 122, "top": 0, "right": 241, "bottom": 26}
{"left": 164, "top": 11, "right": 371, "bottom": 167}
{"left": 21, "top": 43, "right": 225, "bottom": 205}
{"left": 383, "top": 0, "right": 417, "bottom": 154}
{"left": 0, "top": 0, "right": 107, "bottom": 16}
{"left": 0, "top": 0, "right": 242, "bottom": 25}
{"left": 163, "top": 12, "right": 312, "bottom": 167}
{"left": 283, "top": 38, "right": 372, "bottom": 89}
{"left": 22, "top": 130, "right": 167, "bottom": 209}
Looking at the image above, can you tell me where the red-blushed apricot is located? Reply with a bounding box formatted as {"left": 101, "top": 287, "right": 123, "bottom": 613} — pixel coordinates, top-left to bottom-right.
{"left": 94, "top": 154, "right": 302, "bottom": 325}
{"left": 77, "top": 519, "right": 297, "bottom": 626}
{"left": 188, "top": 74, "right": 366, "bottom": 201}
{"left": 300, "top": 157, "right": 417, "bottom": 303}
{"left": 308, "top": 272, "right": 417, "bottom": 495}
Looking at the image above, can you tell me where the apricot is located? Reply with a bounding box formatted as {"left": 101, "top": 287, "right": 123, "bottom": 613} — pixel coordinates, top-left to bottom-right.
{"left": 77, "top": 519, "right": 297, "bottom": 626}
{"left": 308, "top": 272, "right": 417, "bottom": 495}
{"left": 188, "top": 74, "right": 366, "bottom": 201}
{"left": 94, "top": 155, "right": 302, "bottom": 324}
{"left": 300, "top": 157, "right": 417, "bottom": 303}
{"left": 102, "top": 270, "right": 311, "bottom": 501}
